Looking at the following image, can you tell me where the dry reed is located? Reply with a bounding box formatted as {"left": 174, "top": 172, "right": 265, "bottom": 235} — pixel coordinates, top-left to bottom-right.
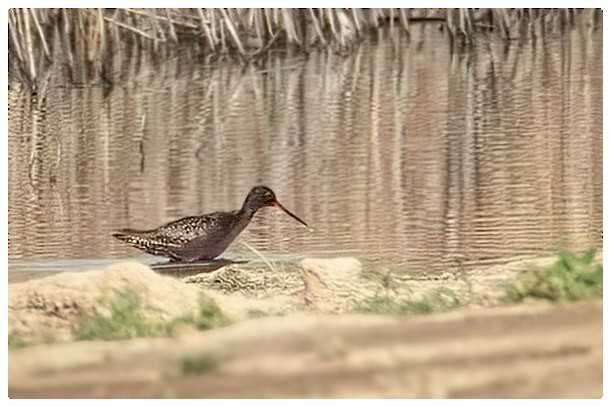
{"left": 8, "top": 8, "right": 599, "bottom": 88}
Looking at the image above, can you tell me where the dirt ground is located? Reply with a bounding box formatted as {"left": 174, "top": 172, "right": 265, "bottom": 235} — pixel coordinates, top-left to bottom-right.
{"left": 9, "top": 299, "right": 602, "bottom": 398}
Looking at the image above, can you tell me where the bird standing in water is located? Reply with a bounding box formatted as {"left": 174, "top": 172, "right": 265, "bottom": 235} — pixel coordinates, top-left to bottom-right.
{"left": 113, "top": 186, "right": 308, "bottom": 263}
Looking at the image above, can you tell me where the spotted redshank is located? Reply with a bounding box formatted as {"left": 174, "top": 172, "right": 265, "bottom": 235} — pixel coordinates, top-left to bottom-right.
{"left": 113, "top": 186, "right": 308, "bottom": 263}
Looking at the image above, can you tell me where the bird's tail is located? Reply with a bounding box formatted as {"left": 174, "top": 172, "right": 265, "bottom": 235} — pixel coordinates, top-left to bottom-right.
{"left": 112, "top": 229, "right": 172, "bottom": 258}
{"left": 112, "top": 229, "right": 150, "bottom": 245}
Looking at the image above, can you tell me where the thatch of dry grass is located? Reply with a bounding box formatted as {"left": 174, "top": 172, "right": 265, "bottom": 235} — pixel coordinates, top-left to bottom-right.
{"left": 8, "top": 8, "right": 600, "bottom": 88}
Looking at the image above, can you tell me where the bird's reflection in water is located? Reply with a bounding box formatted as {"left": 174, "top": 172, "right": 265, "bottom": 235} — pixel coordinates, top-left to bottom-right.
{"left": 151, "top": 258, "right": 248, "bottom": 278}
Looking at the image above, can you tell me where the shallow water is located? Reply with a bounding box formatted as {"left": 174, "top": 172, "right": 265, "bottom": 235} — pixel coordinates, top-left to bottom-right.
{"left": 8, "top": 23, "right": 603, "bottom": 275}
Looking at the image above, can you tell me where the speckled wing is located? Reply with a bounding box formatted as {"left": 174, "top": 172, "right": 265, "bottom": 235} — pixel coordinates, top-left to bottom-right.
{"left": 162, "top": 210, "right": 243, "bottom": 261}
{"left": 112, "top": 227, "right": 188, "bottom": 258}
{"left": 113, "top": 210, "right": 241, "bottom": 260}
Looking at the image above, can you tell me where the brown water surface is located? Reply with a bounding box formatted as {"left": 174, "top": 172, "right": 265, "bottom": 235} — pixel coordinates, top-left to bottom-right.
{"left": 8, "top": 24, "right": 602, "bottom": 274}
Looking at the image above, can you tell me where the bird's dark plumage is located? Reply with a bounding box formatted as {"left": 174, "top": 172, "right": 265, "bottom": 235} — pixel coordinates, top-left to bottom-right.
{"left": 113, "top": 186, "right": 308, "bottom": 263}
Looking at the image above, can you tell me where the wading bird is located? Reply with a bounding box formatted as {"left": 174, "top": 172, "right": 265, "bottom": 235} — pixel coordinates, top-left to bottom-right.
{"left": 113, "top": 186, "right": 308, "bottom": 263}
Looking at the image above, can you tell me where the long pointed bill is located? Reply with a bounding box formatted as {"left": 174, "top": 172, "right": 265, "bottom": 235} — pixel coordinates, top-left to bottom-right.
{"left": 272, "top": 201, "right": 308, "bottom": 228}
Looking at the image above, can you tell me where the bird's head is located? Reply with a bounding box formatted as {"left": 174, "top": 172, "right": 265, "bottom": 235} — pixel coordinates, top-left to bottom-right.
{"left": 243, "top": 186, "right": 308, "bottom": 228}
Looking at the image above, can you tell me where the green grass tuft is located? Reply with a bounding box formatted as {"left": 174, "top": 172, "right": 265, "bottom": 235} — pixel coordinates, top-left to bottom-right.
{"left": 173, "top": 297, "right": 231, "bottom": 331}
{"left": 246, "top": 309, "right": 269, "bottom": 319}
{"left": 74, "top": 290, "right": 166, "bottom": 341}
{"left": 180, "top": 353, "right": 221, "bottom": 375}
{"left": 8, "top": 331, "right": 29, "bottom": 349}
{"left": 504, "top": 249, "right": 603, "bottom": 303}
{"left": 8, "top": 330, "right": 57, "bottom": 349}
{"left": 355, "top": 287, "right": 462, "bottom": 315}
{"left": 73, "top": 290, "right": 230, "bottom": 342}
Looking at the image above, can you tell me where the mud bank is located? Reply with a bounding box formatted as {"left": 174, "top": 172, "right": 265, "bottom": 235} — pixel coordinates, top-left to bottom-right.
{"left": 7, "top": 257, "right": 516, "bottom": 342}
{"left": 9, "top": 300, "right": 602, "bottom": 398}
{"left": 8, "top": 257, "right": 602, "bottom": 398}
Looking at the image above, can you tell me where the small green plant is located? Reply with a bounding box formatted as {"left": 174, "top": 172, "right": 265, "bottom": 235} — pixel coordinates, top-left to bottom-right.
{"left": 504, "top": 249, "right": 603, "bottom": 303}
{"left": 8, "top": 331, "right": 28, "bottom": 349}
{"left": 175, "top": 297, "right": 231, "bottom": 331}
{"left": 8, "top": 330, "right": 57, "bottom": 349}
{"left": 360, "top": 265, "right": 400, "bottom": 292}
{"left": 355, "top": 287, "right": 462, "bottom": 315}
{"left": 246, "top": 309, "right": 269, "bottom": 319}
{"left": 180, "top": 353, "right": 221, "bottom": 375}
{"left": 74, "top": 290, "right": 167, "bottom": 341}
{"left": 74, "top": 290, "right": 230, "bottom": 341}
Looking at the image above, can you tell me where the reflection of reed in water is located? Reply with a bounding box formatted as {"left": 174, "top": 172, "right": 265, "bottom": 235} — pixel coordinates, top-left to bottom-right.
{"left": 7, "top": 23, "right": 602, "bottom": 276}
{"left": 8, "top": 9, "right": 602, "bottom": 88}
